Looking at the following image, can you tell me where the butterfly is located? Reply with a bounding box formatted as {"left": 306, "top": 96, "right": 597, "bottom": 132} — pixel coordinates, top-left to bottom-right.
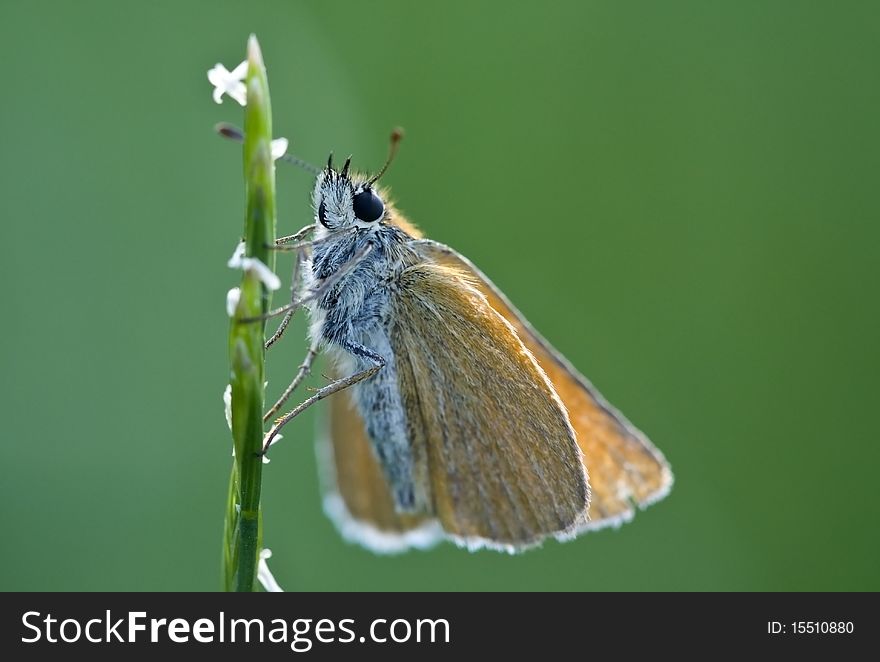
{"left": 245, "top": 127, "right": 673, "bottom": 553}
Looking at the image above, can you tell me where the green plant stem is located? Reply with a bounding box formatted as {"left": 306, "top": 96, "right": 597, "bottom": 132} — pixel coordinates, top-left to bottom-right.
{"left": 223, "top": 35, "right": 277, "bottom": 592}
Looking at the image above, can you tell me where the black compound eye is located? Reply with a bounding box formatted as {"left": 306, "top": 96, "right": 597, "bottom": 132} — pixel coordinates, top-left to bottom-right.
{"left": 352, "top": 188, "right": 385, "bottom": 223}
{"left": 317, "top": 200, "right": 328, "bottom": 227}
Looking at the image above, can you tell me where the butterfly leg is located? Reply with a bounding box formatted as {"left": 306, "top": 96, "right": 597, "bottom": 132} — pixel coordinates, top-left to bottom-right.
{"left": 261, "top": 342, "right": 385, "bottom": 454}
{"left": 265, "top": 248, "right": 305, "bottom": 349}
{"left": 263, "top": 340, "right": 320, "bottom": 422}
{"left": 267, "top": 226, "right": 358, "bottom": 252}
{"left": 274, "top": 223, "right": 315, "bottom": 246}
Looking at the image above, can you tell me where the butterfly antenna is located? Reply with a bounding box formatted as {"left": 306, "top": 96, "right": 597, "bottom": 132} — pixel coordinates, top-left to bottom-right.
{"left": 215, "top": 123, "right": 320, "bottom": 175}
{"left": 367, "top": 127, "right": 404, "bottom": 186}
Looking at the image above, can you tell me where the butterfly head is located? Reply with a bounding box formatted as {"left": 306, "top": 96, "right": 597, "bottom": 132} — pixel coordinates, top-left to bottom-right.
{"left": 313, "top": 157, "right": 387, "bottom": 231}
{"left": 312, "top": 128, "right": 403, "bottom": 232}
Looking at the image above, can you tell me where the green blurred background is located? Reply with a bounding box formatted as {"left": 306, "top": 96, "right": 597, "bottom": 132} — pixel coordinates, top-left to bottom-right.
{"left": 1, "top": 0, "right": 878, "bottom": 591}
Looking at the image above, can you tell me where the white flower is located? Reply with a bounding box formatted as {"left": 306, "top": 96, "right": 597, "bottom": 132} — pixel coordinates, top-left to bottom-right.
{"left": 227, "top": 241, "right": 281, "bottom": 291}
{"left": 223, "top": 384, "right": 233, "bottom": 432}
{"left": 261, "top": 434, "right": 282, "bottom": 464}
{"left": 271, "top": 138, "right": 289, "bottom": 161}
{"left": 226, "top": 287, "right": 241, "bottom": 317}
{"left": 257, "top": 548, "right": 284, "bottom": 592}
{"left": 208, "top": 61, "right": 248, "bottom": 106}
{"left": 228, "top": 240, "right": 246, "bottom": 264}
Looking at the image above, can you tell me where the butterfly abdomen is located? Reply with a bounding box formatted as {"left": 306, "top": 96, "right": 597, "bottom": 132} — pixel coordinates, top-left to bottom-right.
{"left": 306, "top": 225, "right": 429, "bottom": 514}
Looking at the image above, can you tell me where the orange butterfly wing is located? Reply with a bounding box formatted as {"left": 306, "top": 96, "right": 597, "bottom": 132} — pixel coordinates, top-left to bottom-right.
{"left": 389, "top": 261, "right": 589, "bottom": 549}
{"left": 414, "top": 240, "right": 673, "bottom": 529}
